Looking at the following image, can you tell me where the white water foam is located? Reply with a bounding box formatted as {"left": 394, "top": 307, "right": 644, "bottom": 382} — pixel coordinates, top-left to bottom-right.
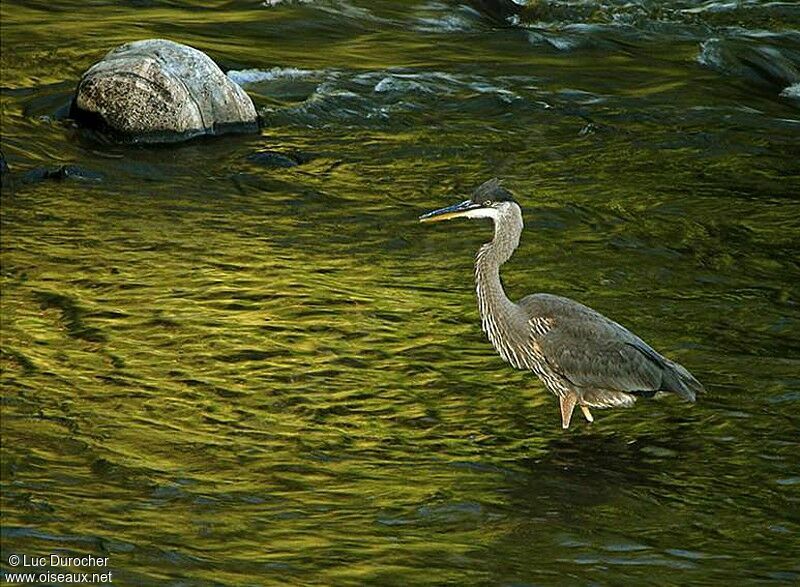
{"left": 227, "top": 67, "right": 318, "bottom": 85}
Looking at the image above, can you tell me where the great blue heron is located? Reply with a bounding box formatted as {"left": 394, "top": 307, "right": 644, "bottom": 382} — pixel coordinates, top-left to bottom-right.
{"left": 419, "top": 178, "right": 704, "bottom": 429}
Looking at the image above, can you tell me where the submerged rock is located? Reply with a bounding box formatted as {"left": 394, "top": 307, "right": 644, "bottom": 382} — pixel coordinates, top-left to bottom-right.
{"left": 71, "top": 39, "right": 258, "bottom": 143}
{"left": 698, "top": 37, "right": 800, "bottom": 96}
{"left": 246, "top": 150, "right": 311, "bottom": 168}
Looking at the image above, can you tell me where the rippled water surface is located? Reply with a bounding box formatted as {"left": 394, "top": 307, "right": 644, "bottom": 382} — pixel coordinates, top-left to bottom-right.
{"left": 2, "top": 1, "right": 799, "bottom": 585}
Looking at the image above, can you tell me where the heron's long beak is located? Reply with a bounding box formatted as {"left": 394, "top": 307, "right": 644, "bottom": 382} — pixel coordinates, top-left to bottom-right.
{"left": 419, "top": 200, "right": 480, "bottom": 223}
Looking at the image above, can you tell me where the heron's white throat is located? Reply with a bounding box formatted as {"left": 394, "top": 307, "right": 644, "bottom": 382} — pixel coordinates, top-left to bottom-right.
{"left": 462, "top": 201, "right": 520, "bottom": 222}
{"left": 461, "top": 208, "right": 499, "bottom": 220}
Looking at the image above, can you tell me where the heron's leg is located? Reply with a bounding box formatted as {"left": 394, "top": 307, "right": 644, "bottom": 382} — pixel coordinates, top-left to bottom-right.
{"left": 580, "top": 405, "right": 594, "bottom": 423}
{"left": 559, "top": 393, "right": 577, "bottom": 430}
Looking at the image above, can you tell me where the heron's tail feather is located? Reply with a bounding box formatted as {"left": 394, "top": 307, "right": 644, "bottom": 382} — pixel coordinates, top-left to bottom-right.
{"left": 662, "top": 360, "right": 704, "bottom": 403}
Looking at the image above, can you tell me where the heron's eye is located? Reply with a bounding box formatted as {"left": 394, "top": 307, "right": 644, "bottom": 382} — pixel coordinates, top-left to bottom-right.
{"left": 483, "top": 200, "right": 493, "bottom": 207}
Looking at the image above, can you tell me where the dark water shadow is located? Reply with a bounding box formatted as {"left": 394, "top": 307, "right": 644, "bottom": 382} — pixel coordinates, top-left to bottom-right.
{"left": 508, "top": 432, "right": 676, "bottom": 511}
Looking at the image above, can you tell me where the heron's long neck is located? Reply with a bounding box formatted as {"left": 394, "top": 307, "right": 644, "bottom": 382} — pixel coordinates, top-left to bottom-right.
{"left": 474, "top": 210, "right": 523, "bottom": 335}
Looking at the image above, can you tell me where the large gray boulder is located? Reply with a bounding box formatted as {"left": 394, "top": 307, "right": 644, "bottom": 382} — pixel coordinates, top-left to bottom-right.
{"left": 72, "top": 39, "right": 258, "bottom": 143}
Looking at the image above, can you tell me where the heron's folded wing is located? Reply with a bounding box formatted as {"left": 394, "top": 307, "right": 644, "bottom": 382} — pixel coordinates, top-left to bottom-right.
{"left": 535, "top": 318, "right": 665, "bottom": 393}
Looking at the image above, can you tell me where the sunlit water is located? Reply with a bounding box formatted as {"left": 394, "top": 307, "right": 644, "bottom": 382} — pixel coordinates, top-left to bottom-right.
{"left": 2, "top": 1, "right": 799, "bottom": 585}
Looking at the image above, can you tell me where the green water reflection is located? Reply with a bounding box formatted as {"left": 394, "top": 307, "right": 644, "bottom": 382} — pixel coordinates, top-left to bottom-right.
{"left": 2, "top": 1, "right": 799, "bottom": 585}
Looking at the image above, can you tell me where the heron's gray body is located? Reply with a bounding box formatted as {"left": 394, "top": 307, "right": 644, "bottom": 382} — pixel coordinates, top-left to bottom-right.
{"left": 421, "top": 178, "right": 703, "bottom": 429}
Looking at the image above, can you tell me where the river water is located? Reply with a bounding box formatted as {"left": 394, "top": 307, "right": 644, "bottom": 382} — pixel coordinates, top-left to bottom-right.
{"left": 1, "top": 1, "right": 799, "bottom": 585}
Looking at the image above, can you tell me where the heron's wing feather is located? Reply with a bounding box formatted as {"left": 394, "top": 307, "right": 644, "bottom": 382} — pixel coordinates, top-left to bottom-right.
{"left": 520, "top": 294, "right": 666, "bottom": 393}
{"left": 538, "top": 329, "right": 664, "bottom": 392}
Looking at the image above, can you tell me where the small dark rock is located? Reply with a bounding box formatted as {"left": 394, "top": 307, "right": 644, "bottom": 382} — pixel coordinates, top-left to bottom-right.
{"left": 466, "top": 0, "right": 522, "bottom": 23}
{"left": 22, "top": 165, "right": 104, "bottom": 184}
{"left": 46, "top": 165, "right": 103, "bottom": 181}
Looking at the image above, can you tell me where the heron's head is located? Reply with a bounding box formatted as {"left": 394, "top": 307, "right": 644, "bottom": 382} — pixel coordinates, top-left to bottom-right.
{"left": 419, "top": 178, "right": 519, "bottom": 224}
